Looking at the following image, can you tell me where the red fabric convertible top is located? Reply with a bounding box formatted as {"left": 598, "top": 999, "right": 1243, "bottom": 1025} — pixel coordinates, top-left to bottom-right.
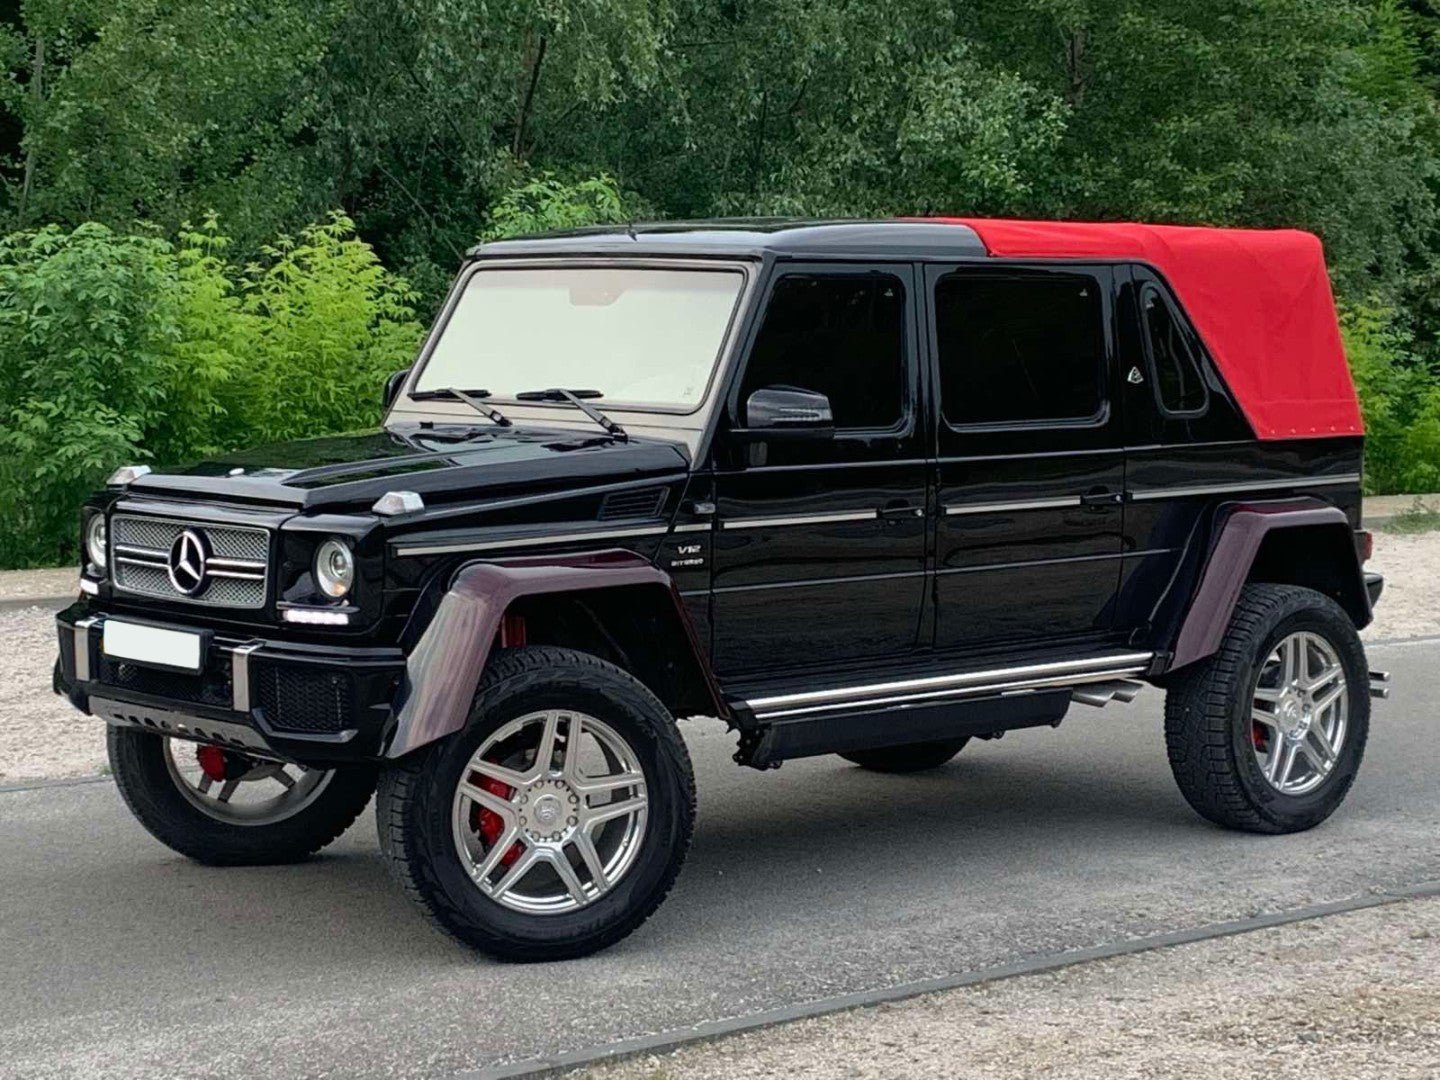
{"left": 931, "top": 218, "right": 1363, "bottom": 440}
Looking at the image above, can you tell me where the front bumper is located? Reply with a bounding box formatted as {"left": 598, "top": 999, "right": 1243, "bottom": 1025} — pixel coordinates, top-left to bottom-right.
{"left": 55, "top": 604, "right": 405, "bottom": 765}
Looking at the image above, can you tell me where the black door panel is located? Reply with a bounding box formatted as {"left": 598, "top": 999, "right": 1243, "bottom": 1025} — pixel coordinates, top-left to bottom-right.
{"left": 710, "top": 264, "right": 926, "bottom": 678}
{"left": 926, "top": 264, "right": 1125, "bottom": 653}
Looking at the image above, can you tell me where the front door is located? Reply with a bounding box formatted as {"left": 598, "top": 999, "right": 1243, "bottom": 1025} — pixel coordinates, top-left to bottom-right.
{"left": 925, "top": 263, "right": 1126, "bottom": 655}
{"left": 709, "top": 265, "right": 928, "bottom": 679}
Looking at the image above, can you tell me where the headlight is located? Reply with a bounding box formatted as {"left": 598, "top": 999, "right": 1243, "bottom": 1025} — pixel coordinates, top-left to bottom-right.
{"left": 85, "top": 515, "right": 108, "bottom": 571}
{"left": 314, "top": 538, "right": 355, "bottom": 599}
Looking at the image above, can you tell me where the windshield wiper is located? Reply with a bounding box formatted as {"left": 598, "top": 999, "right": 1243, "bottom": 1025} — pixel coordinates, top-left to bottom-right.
{"left": 514, "top": 388, "right": 628, "bottom": 442}
{"left": 409, "top": 386, "right": 512, "bottom": 427}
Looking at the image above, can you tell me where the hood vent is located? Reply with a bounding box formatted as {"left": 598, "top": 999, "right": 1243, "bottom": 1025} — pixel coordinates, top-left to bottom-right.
{"left": 599, "top": 487, "right": 667, "bottom": 521}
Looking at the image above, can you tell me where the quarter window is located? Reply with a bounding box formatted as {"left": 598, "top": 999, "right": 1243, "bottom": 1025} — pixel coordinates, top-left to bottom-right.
{"left": 1141, "top": 284, "right": 1208, "bottom": 415}
{"left": 934, "top": 273, "right": 1104, "bottom": 426}
{"left": 740, "top": 273, "right": 906, "bottom": 430}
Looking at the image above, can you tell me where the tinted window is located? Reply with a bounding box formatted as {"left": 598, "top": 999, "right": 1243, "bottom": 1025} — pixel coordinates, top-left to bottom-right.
{"left": 1142, "top": 285, "right": 1208, "bottom": 415}
{"left": 741, "top": 273, "right": 905, "bottom": 430}
{"left": 935, "top": 273, "right": 1103, "bottom": 426}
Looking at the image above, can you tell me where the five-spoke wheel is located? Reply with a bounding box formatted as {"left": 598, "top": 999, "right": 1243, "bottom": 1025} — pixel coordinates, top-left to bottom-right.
{"left": 452, "top": 709, "right": 649, "bottom": 914}
{"left": 377, "top": 646, "right": 695, "bottom": 961}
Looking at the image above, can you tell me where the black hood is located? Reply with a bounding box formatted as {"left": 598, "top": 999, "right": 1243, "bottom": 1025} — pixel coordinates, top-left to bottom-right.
{"left": 122, "top": 425, "right": 691, "bottom": 513}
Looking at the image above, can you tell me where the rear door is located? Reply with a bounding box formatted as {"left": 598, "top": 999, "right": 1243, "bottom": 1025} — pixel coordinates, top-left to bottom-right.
{"left": 708, "top": 264, "right": 928, "bottom": 679}
{"left": 925, "top": 263, "right": 1126, "bottom": 654}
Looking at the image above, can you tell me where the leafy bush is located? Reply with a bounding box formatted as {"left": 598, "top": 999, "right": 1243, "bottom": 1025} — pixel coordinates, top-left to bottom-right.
{"left": 1342, "top": 302, "right": 1440, "bottom": 495}
{"left": 0, "top": 215, "right": 421, "bottom": 568}
{"left": 480, "top": 173, "right": 632, "bottom": 242}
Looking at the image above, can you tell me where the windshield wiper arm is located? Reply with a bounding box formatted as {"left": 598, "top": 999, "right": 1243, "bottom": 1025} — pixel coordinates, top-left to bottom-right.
{"left": 410, "top": 386, "right": 512, "bottom": 427}
{"left": 514, "top": 388, "right": 628, "bottom": 442}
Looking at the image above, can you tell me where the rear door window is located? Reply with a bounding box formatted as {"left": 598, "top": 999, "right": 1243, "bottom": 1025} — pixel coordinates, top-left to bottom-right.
{"left": 933, "top": 272, "right": 1105, "bottom": 427}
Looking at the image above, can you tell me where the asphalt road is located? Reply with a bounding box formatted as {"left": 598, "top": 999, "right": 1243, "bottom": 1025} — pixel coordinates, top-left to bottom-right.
{"left": 3, "top": 637, "right": 1439, "bottom": 1079}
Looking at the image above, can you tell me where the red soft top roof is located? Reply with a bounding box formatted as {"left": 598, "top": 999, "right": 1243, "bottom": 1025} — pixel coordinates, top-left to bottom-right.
{"left": 926, "top": 218, "right": 1362, "bottom": 440}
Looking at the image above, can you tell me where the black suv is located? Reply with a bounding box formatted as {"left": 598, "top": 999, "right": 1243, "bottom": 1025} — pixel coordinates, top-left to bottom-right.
{"left": 56, "top": 219, "right": 1386, "bottom": 961}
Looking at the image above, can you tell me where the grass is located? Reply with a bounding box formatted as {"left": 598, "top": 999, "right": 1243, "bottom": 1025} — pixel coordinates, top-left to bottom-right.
{"left": 1381, "top": 500, "right": 1440, "bottom": 535}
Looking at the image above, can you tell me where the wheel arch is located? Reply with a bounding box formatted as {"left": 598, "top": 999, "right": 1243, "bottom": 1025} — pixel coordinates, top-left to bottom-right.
{"left": 385, "top": 550, "right": 723, "bottom": 758}
{"left": 1166, "top": 499, "right": 1370, "bottom": 674}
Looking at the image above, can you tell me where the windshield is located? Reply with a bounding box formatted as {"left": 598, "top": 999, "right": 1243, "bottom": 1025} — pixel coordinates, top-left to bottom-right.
{"left": 413, "top": 266, "right": 746, "bottom": 411}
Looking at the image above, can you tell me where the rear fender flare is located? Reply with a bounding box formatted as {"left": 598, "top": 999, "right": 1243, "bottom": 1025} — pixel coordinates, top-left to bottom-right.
{"left": 1169, "top": 500, "right": 1367, "bottom": 672}
{"left": 384, "top": 549, "right": 721, "bottom": 758}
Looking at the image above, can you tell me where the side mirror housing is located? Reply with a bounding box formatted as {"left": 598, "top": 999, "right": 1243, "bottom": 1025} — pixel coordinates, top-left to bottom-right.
{"left": 383, "top": 368, "right": 411, "bottom": 410}
{"left": 734, "top": 386, "right": 835, "bottom": 441}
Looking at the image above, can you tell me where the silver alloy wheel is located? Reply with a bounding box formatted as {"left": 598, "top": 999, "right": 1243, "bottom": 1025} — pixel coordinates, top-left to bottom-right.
{"left": 451, "top": 709, "right": 649, "bottom": 916}
{"left": 1250, "top": 631, "right": 1350, "bottom": 796}
{"left": 162, "top": 739, "right": 335, "bottom": 825}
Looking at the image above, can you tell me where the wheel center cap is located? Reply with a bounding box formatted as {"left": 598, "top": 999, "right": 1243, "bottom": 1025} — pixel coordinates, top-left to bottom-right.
{"left": 1277, "top": 694, "right": 1308, "bottom": 738}
{"left": 517, "top": 778, "right": 579, "bottom": 841}
{"left": 532, "top": 795, "right": 562, "bottom": 826}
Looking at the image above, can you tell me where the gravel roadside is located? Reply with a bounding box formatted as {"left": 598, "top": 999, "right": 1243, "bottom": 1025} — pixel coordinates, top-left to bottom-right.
{"left": 2, "top": 529, "right": 1437, "bottom": 783}
{"left": 576, "top": 896, "right": 1440, "bottom": 1080}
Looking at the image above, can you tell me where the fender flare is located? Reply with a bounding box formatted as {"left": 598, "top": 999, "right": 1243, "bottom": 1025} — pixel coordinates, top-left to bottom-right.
{"left": 1168, "top": 499, "right": 1367, "bottom": 672}
{"left": 384, "top": 549, "right": 722, "bottom": 758}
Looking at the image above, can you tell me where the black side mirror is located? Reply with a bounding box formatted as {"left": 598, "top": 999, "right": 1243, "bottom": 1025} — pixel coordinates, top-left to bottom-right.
{"left": 383, "top": 368, "right": 411, "bottom": 410}
{"left": 735, "top": 386, "right": 835, "bottom": 441}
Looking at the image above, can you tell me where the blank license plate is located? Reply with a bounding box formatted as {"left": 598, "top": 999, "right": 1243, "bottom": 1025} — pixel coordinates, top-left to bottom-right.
{"left": 102, "top": 620, "right": 203, "bottom": 673}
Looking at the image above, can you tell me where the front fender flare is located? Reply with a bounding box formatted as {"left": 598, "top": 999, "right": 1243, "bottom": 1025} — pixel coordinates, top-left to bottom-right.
{"left": 384, "top": 549, "right": 719, "bottom": 758}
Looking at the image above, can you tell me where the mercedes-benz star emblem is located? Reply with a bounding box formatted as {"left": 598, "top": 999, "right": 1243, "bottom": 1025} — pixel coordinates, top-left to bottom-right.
{"left": 167, "top": 529, "right": 210, "bottom": 597}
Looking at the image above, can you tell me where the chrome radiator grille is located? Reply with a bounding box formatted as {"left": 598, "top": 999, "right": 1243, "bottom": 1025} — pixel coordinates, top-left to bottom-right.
{"left": 111, "top": 514, "right": 270, "bottom": 608}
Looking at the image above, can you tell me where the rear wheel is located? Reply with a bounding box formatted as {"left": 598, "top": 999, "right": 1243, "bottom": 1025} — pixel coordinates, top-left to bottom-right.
{"left": 1164, "top": 584, "right": 1369, "bottom": 834}
{"left": 840, "top": 737, "right": 971, "bottom": 773}
{"left": 107, "top": 727, "right": 377, "bottom": 864}
{"left": 376, "top": 646, "right": 695, "bottom": 962}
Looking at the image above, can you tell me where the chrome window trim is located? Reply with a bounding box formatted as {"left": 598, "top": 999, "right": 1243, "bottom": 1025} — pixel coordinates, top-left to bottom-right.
{"left": 720, "top": 510, "right": 879, "bottom": 531}
{"left": 1128, "top": 474, "right": 1361, "bottom": 502}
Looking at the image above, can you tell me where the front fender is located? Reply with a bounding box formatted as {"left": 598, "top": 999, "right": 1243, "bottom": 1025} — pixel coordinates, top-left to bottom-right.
{"left": 384, "top": 549, "right": 718, "bottom": 758}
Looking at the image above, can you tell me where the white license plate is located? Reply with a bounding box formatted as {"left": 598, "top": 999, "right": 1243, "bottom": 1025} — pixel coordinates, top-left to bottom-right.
{"left": 102, "top": 620, "right": 203, "bottom": 673}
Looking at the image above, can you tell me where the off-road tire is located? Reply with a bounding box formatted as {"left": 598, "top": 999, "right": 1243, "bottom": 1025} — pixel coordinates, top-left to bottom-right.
{"left": 376, "top": 646, "right": 696, "bottom": 962}
{"left": 1164, "top": 583, "right": 1369, "bottom": 834}
{"left": 840, "top": 738, "right": 971, "bottom": 773}
{"left": 107, "top": 727, "right": 378, "bottom": 865}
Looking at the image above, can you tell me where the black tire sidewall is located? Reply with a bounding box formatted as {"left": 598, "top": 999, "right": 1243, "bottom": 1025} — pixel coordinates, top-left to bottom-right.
{"left": 107, "top": 726, "right": 376, "bottom": 864}
{"left": 1227, "top": 602, "right": 1370, "bottom": 827}
{"left": 413, "top": 658, "right": 693, "bottom": 952}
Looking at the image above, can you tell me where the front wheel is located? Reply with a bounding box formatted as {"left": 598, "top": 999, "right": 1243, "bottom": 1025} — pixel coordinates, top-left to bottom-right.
{"left": 376, "top": 646, "right": 695, "bottom": 962}
{"left": 1164, "top": 583, "right": 1369, "bottom": 834}
{"left": 107, "top": 727, "right": 377, "bottom": 864}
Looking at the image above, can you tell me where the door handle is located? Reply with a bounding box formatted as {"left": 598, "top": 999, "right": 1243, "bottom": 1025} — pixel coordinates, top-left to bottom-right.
{"left": 1079, "top": 489, "right": 1122, "bottom": 508}
{"left": 878, "top": 504, "right": 925, "bottom": 521}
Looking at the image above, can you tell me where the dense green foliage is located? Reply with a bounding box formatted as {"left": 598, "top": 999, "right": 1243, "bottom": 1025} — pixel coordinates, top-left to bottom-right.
{"left": 1, "top": 0, "right": 1439, "bottom": 565}
{"left": 0, "top": 215, "right": 421, "bottom": 566}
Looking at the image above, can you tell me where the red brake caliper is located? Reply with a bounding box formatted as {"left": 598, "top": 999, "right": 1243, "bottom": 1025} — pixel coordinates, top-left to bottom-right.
{"left": 474, "top": 775, "right": 523, "bottom": 868}
{"left": 196, "top": 745, "right": 228, "bottom": 782}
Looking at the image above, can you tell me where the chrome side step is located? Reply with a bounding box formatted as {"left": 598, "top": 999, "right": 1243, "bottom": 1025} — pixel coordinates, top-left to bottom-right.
{"left": 1070, "top": 679, "right": 1145, "bottom": 708}
{"left": 742, "top": 652, "right": 1154, "bottom": 721}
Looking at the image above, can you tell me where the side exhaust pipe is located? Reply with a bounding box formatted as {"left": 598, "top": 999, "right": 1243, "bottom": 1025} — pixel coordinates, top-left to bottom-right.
{"left": 1370, "top": 670, "right": 1391, "bottom": 700}
{"left": 1071, "top": 679, "right": 1145, "bottom": 708}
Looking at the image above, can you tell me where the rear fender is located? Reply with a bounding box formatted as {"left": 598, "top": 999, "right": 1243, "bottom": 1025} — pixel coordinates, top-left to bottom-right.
{"left": 385, "top": 549, "right": 721, "bottom": 758}
{"left": 1168, "top": 499, "right": 1368, "bottom": 672}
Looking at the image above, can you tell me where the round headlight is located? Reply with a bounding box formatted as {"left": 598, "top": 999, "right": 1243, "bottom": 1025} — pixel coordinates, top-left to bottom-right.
{"left": 85, "top": 515, "right": 108, "bottom": 571}
{"left": 314, "top": 539, "right": 355, "bottom": 599}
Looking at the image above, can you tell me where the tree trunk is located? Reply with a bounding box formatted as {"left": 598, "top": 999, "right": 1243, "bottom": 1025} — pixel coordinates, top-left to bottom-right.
{"left": 18, "top": 34, "right": 44, "bottom": 222}
{"left": 512, "top": 33, "right": 548, "bottom": 161}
